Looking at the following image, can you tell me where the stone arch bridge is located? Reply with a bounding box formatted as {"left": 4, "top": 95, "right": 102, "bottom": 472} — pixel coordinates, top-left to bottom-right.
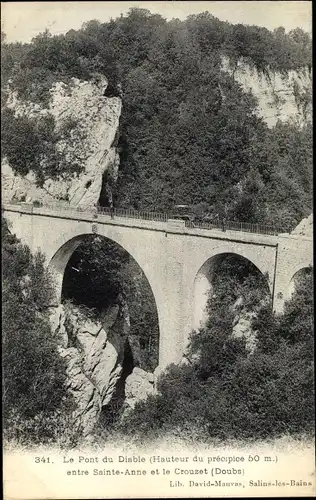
{"left": 3, "top": 203, "right": 313, "bottom": 370}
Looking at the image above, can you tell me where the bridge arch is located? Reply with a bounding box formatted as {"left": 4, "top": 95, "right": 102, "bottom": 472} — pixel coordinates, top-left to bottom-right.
{"left": 287, "top": 265, "right": 312, "bottom": 301}
{"left": 192, "top": 251, "right": 271, "bottom": 331}
{"left": 46, "top": 221, "right": 164, "bottom": 307}
{"left": 49, "top": 230, "right": 162, "bottom": 366}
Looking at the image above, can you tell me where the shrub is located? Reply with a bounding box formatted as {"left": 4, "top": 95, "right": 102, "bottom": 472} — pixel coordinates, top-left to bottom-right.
{"left": 2, "top": 216, "right": 78, "bottom": 447}
{"left": 115, "top": 262, "right": 314, "bottom": 442}
{"left": 1, "top": 107, "right": 84, "bottom": 185}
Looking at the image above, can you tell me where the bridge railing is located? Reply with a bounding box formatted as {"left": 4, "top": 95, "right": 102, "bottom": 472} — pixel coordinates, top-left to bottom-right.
{"left": 96, "top": 205, "right": 168, "bottom": 222}
{"left": 185, "top": 219, "right": 285, "bottom": 235}
{"left": 3, "top": 201, "right": 288, "bottom": 235}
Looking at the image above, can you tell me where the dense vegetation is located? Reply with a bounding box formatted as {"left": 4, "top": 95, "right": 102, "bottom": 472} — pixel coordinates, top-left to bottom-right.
{"left": 1, "top": 9, "right": 312, "bottom": 227}
{"left": 115, "top": 263, "right": 314, "bottom": 441}
{"left": 1, "top": 108, "right": 84, "bottom": 186}
{"left": 2, "top": 217, "right": 79, "bottom": 447}
{"left": 1, "top": 12, "right": 311, "bottom": 102}
{"left": 1, "top": 9, "right": 313, "bottom": 445}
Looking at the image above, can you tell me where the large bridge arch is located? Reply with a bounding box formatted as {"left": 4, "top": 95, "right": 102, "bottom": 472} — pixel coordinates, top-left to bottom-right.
{"left": 44, "top": 220, "right": 165, "bottom": 307}
{"left": 49, "top": 230, "right": 162, "bottom": 305}
{"left": 49, "top": 232, "right": 158, "bottom": 299}
{"left": 49, "top": 229, "right": 163, "bottom": 351}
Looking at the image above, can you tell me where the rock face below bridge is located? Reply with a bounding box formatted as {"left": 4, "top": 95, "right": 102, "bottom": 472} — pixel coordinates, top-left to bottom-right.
{"left": 2, "top": 77, "right": 121, "bottom": 209}
{"left": 49, "top": 301, "right": 155, "bottom": 435}
{"left": 125, "top": 367, "right": 155, "bottom": 409}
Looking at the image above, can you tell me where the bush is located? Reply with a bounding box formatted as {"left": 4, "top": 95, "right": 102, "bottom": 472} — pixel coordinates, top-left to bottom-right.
{"left": 115, "top": 262, "right": 314, "bottom": 442}
{"left": 117, "top": 343, "right": 314, "bottom": 441}
{"left": 1, "top": 107, "right": 84, "bottom": 185}
{"left": 2, "top": 217, "right": 78, "bottom": 446}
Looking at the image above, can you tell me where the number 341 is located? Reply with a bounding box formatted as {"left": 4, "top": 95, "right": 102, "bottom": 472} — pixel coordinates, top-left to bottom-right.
{"left": 34, "top": 457, "right": 51, "bottom": 463}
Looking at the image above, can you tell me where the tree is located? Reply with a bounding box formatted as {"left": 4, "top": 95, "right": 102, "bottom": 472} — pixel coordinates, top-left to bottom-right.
{"left": 115, "top": 258, "right": 314, "bottom": 441}
{"left": 2, "top": 217, "right": 77, "bottom": 446}
{"left": 278, "top": 268, "right": 313, "bottom": 348}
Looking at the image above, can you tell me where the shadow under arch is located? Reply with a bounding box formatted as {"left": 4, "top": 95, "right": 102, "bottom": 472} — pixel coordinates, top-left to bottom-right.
{"left": 288, "top": 265, "right": 313, "bottom": 300}
{"left": 49, "top": 232, "right": 161, "bottom": 367}
{"left": 192, "top": 251, "right": 271, "bottom": 331}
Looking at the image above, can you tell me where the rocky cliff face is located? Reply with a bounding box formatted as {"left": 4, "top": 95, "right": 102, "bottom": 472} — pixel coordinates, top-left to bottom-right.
{"left": 2, "top": 62, "right": 312, "bottom": 206}
{"left": 230, "top": 295, "right": 271, "bottom": 354}
{"left": 222, "top": 57, "right": 312, "bottom": 127}
{"left": 2, "top": 77, "right": 121, "bottom": 208}
{"left": 291, "top": 213, "right": 313, "bottom": 237}
{"left": 50, "top": 301, "right": 155, "bottom": 435}
{"left": 49, "top": 301, "right": 128, "bottom": 435}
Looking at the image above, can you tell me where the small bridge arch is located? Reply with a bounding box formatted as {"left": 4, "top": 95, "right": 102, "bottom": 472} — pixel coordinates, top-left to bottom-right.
{"left": 191, "top": 250, "right": 272, "bottom": 331}
{"left": 287, "top": 265, "right": 313, "bottom": 301}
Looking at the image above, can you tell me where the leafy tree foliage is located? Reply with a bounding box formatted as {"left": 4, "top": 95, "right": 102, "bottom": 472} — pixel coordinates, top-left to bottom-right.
{"left": 277, "top": 268, "right": 313, "bottom": 347}
{"left": 116, "top": 259, "right": 314, "bottom": 441}
{"left": 2, "top": 217, "right": 77, "bottom": 446}
{"left": 1, "top": 108, "right": 83, "bottom": 185}
{"left": 1, "top": 9, "right": 312, "bottom": 226}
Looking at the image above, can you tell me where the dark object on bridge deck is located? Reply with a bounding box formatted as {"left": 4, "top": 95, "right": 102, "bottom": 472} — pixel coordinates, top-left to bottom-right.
{"left": 172, "top": 204, "right": 195, "bottom": 225}
{"left": 110, "top": 206, "right": 114, "bottom": 219}
{"left": 202, "top": 214, "right": 213, "bottom": 223}
{"left": 222, "top": 217, "right": 226, "bottom": 232}
{"left": 207, "top": 213, "right": 219, "bottom": 229}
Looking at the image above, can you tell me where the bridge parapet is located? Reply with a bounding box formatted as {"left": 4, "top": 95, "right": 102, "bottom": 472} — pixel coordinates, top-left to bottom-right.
{"left": 1, "top": 203, "right": 278, "bottom": 244}
{"left": 167, "top": 219, "right": 186, "bottom": 231}
{"left": 2, "top": 201, "right": 290, "bottom": 236}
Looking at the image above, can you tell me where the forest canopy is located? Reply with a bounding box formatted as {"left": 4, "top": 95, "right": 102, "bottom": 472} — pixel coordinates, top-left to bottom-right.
{"left": 1, "top": 9, "right": 312, "bottom": 229}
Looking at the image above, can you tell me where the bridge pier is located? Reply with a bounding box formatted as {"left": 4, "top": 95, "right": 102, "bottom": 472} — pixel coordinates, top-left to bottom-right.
{"left": 272, "top": 241, "right": 313, "bottom": 315}
{"left": 155, "top": 231, "right": 189, "bottom": 370}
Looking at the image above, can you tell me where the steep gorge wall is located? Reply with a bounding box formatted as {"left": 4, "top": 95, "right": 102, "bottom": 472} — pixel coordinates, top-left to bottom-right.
{"left": 1, "top": 61, "right": 312, "bottom": 208}
{"left": 50, "top": 301, "right": 155, "bottom": 435}
{"left": 222, "top": 56, "right": 312, "bottom": 127}
{"left": 2, "top": 77, "right": 121, "bottom": 208}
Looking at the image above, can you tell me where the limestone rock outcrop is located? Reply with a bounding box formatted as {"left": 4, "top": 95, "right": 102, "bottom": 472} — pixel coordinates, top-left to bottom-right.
{"left": 222, "top": 57, "right": 312, "bottom": 127}
{"left": 232, "top": 311, "right": 258, "bottom": 353}
{"left": 231, "top": 295, "right": 271, "bottom": 353}
{"left": 124, "top": 367, "right": 156, "bottom": 409}
{"left": 50, "top": 300, "right": 130, "bottom": 435}
{"left": 2, "top": 77, "right": 121, "bottom": 209}
{"left": 291, "top": 213, "right": 313, "bottom": 237}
